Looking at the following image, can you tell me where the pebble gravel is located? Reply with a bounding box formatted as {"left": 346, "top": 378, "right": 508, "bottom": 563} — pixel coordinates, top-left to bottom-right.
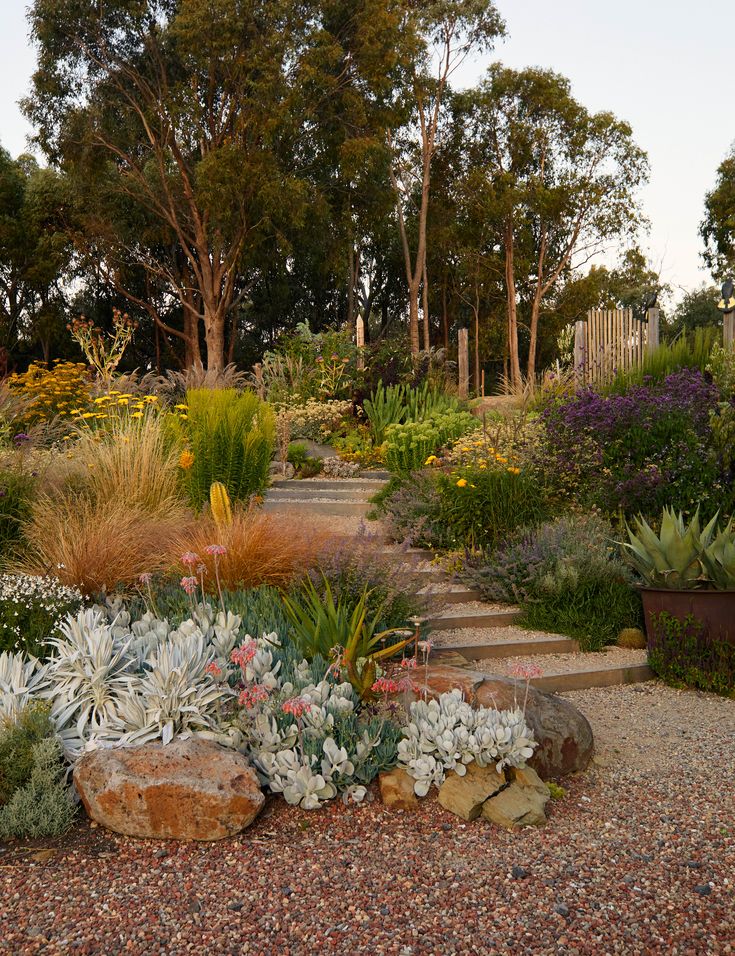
{"left": 2, "top": 682, "right": 733, "bottom": 955}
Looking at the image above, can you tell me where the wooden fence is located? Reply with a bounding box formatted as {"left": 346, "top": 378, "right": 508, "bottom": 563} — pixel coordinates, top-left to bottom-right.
{"left": 573, "top": 307, "right": 659, "bottom": 384}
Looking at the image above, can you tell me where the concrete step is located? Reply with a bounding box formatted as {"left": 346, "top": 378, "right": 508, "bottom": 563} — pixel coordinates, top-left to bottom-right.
{"left": 270, "top": 478, "right": 387, "bottom": 493}
{"left": 267, "top": 487, "right": 375, "bottom": 501}
{"left": 359, "top": 470, "right": 391, "bottom": 480}
{"left": 416, "top": 584, "right": 484, "bottom": 605}
{"left": 428, "top": 608, "right": 520, "bottom": 630}
{"left": 262, "top": 499, "right": 370, "bottom": 516}
{"left": 440, "top": 634, "right": 580, "bottom": 659}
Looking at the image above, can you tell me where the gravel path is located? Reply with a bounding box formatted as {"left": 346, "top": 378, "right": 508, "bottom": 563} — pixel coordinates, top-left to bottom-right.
{"left": 436, "top": 623, "right": 547, "bottom": 647}
{"left": 2, "top": 683, "right": 734, "bottom": 955}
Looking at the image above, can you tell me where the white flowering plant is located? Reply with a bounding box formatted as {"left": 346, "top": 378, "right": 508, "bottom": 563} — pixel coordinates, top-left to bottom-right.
{"left": 0, "top": 574, "right": 83, "bottom": 657}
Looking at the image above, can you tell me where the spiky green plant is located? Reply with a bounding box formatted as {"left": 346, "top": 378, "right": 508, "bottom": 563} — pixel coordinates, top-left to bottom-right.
{"left": 700, "top": 524, "right": 735, "bottom": 589}
{"left": 620, "top": 507, "right": 719, "bottom": 588}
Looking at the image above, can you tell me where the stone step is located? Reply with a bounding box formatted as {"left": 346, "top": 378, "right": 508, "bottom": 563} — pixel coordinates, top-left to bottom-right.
{"left": 359, "top": 470, "right": 391, "bottom": 480}
{"left": 416, "top": 584, "right": 484, "bottom": 605}
{"left": 532, "top": 661, "right": 654, "bottom": 694}
{"left": 267, "top": 487, "right": 375, "bottom": 501}
{"left": 439, "top": 634, "right": 580, "bottom": 659}
{"left": 262, "top": 499, "right": 370, "bottom": 516}
{"left": 270, "top": 478, "right": 387, "bottom": 493}
{"left": 428, "top": 608, "right": 520, "bottom": 630}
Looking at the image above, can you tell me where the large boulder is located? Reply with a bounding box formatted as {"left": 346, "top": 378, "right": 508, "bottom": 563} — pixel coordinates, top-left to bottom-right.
{"left": 420, "top": 665, "right": 594, "bottom": 779}
{"left": 74, "top": 738, "right": 264, "bottom": 841}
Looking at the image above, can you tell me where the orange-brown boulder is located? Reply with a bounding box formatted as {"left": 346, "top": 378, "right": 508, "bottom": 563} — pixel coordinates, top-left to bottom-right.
{"left": 74, "top": 738, "right": 264, "bottom": 841}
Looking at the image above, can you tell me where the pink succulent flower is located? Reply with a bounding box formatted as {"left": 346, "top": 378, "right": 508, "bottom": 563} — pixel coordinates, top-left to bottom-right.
{"left": 371, "top": 676, "right": 400, "bottom": 695}
{"left": 204, "top": 544, "right": 228, "bottom": 557}
{"left": 180, "top": 575, "right": 198, "bottom": 595}
{"left": 181, "top": 551, "right": 200, "bottom": 568}
{"left": 282, "top": 696, "right": 312, "bottom": 719}
{"left": 231, "top": 640, "right": 258, "bottom": 667}
{"left": 238, "top": 684, "right": 270, "bottom": 708}
{"left": 138, "top": 572, "right": 153, "bottom": 585}
{"left": 205, "top": 662, "right": 223, "bottom": 678}
{"left": 400, "top": 657, "right": 417, "bottom": 670}
{"left": 509, "top": 663, "right": 544, "bottom": 681}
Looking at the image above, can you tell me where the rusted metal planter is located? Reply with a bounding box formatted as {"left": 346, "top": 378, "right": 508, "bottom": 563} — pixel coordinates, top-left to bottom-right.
{"left": 640, "top": 588, "right": 735, "bottom": 646}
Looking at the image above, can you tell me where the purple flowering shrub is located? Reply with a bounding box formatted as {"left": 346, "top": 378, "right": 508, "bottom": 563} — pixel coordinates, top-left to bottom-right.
{"left": 535, "top": 369, "right": 727, "bottom": 518}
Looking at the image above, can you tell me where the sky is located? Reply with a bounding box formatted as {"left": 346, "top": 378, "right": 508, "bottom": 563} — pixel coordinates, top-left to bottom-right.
{"left": 1, "top": 0, "right": 733, "bottom": 301}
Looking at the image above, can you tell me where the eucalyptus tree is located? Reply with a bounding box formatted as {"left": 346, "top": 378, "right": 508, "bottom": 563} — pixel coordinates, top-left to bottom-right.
{"left": 458, "top": 65, "right": 648, "bottom": 384}
{"left": 389, "top": 0, "right": 504, "bottom": 356}
{"left": 701, "top": 146, "right": 735, "bottom": 276}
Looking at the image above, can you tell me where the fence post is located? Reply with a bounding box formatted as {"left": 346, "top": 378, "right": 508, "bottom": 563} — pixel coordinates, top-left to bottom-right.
{"left": 724, "top": 312, "right": 735, "bottom": 349}
{"left": 356, "top": 316, "right": 365, "bottom": 369}
{"left": 458, "top": 328, "right": 469, "bottom": 398}
{"left": 646, "top": 307, "right": 660, "bottom": 354}
{"left": 573, "top": 320, "right": 586, "bottom": 382}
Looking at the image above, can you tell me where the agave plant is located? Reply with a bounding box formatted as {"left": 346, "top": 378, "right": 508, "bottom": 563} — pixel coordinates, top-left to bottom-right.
{"left": 700, "top": 523, "right": 735, "bottom": 589}
{"left": 620, "top": 507, "right": 719, "bottom": 589}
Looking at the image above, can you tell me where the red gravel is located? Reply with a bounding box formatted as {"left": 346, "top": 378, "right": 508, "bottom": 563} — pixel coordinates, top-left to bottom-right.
{"left": 2, "top": 685, "right": 734, "bottom": 955}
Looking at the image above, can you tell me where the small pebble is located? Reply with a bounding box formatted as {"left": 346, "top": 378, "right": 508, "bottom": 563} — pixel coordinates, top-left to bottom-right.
{"left": 511, "top": 866, "right": 528, "bottom": 880}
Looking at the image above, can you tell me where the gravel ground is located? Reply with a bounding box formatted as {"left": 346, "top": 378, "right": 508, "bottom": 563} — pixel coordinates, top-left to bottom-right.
{"left": 2, "top": 683, "right": 734, "bottom": 955}
{"left": 471, "top": 646, "right": 649, "bottom": 676}
{"left": 436, "top": 623, "right": 547, "bottom": 647}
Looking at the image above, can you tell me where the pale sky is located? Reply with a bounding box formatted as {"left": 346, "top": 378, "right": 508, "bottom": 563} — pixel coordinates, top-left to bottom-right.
{"left": 1, "top": 0, "right": 733, "bottom": 298}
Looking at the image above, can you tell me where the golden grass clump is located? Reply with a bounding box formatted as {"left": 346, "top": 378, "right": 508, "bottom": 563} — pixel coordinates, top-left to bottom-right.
{"left": 12, "top": 413, "right": 191, "bottom": 594}
{"left": 17, "top": 496, "right": 190, "bottom": 595}
{"left": 172, "top": 506, "right": 331, "bottom": 592}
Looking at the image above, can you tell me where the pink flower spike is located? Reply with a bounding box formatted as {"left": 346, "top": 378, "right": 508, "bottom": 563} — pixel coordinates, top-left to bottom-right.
{"left": 181, "top": 551, "right": 200, "bottom": 568}
{"left": 400, "top": 657, "right": 417, "bottom": 670}
{"left": 204, "top": 544, "right": 227, "bottom": 557}
{"left": 282, "top": 696, "right": 312, "bottom": 719}
{"left": 196, "top": 564, "right": 207, "bottom": 576}
{"left": 138, "top": 572, "right": 153, "bottom": 585}
{"left": 371, "top": 676, "right": 400, "bottom": 695}
{"left": 230, "top": 639, "right": 258, "bottom": 667}
{"left": 180, "top": 576, "right": 198, "bottom": 595}
{"left": 509, "top": 663, "right": 544, "bottom": 681}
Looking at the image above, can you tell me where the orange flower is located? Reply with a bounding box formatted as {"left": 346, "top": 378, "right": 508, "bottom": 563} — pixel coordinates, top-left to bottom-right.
{"left": 179, "top": 450, "right": 195, "bottom": 470}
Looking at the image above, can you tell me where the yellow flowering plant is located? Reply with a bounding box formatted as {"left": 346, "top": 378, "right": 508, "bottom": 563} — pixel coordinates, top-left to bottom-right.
{"left": 7, "top": 361, "right": 92, "bottom": 426}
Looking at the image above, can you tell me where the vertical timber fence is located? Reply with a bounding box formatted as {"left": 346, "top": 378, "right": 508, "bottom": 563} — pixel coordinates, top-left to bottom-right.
{"left": 573, "top": 307, "right": 660, "bottom": 384}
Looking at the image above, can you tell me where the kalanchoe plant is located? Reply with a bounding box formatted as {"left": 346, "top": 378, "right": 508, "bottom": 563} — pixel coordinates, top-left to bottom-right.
{"left": 620, "top": 507, "right": 734, "bottom": 589}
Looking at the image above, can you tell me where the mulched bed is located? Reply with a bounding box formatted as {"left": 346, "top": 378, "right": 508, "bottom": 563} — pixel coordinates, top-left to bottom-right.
{"left": 2, "top": 685, "right": 734, "bottom": 955}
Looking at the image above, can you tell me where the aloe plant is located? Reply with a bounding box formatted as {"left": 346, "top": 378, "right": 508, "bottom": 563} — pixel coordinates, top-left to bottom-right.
{"left": 701, "top": 523, "right": 735, "bottom": 589}
{"left": 620, "top": 507, "right": 719, "bottom": 589}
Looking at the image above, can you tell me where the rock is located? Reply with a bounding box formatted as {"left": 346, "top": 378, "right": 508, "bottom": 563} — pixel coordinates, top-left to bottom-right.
{"left": 74, "top": 738, "right": 264, "bottom": 841}
{"left": 554, "top": 903, "right": 570, "bottom": 918}
{"left": 511, "top": 865, "right": 528, "bottom": 879}
{"left": 378, "top": 769, "right": 418, "bottom": 810}
{"left": 421, "top": 666, "right": 594, "bottom": 779}
{"left": 694, "top": 884, "right": 712, "bottom": 896}
{"left": 617, "top": 627, "right": 647, "bottom": 649}
{"left": 482, "top": 771, "right": 550, "bottom": 830}
{"left": 438, "top": 763, "right": 506, "bottom": 821}
{"left": 269, "top": 460, "right": 295, "bottom": 479}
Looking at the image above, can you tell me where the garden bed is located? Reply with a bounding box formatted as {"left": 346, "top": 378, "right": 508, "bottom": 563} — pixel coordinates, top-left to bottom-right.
{"left": 2, "top": 681, "right": 732, "bottom": 955}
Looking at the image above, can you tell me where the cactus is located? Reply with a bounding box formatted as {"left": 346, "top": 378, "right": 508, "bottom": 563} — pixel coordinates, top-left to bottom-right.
{"left": 209, "top": 481, "right": 233, "bottom": 531}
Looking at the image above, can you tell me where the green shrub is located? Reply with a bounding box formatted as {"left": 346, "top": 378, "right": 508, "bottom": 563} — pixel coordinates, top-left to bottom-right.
{"left": 0, "top": 468, "right": 35, "bottom": 555}
{"left": 0, "top": 701, "right": 55, "bottom": 805}
{"left": 464, "top": 514, "right": 642, "bottom": 650}
{"left": 648, "top": 612, "right": 735, "bottom": 697}
{"left": 363, "top": 383, "right": 409, "bottom": 444}
{"left": 603, "top": 327, "right": 718, "bottom": 394}
{"left": 173, "top": 388, "right": 275, "bottom": 507}
{"left": 0, "top": 735, "right": 77, "bottom": 839}
{"left": 0, "top": 575, "right": 83, "bottom": 656}
{"left": 384, "top": 410, "right": 476, "bottom": 476}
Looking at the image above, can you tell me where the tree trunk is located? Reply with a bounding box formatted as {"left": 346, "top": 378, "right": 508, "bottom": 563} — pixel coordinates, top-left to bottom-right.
{"left": 442, "top": 279, "right": 449, "bottom": 350}
{"left": 474, "top": 285, "right": 481, "bottom": 394}
{"left": 527, "top": 289, "right": 542, "bottom": 382}
{"left": 504, "top": 219, "right": 522, "bottom": 389}
{"left": 408, "top": 281, "right": 421, "bottom": 355}
{"left": 203, "top": 305, "right": 225, "bottom": 374}
{"left": 422, "top": 253, "right": 430, "bottom": 351}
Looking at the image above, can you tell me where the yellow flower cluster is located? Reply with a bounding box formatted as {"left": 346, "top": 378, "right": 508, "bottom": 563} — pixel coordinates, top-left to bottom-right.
{"left": 7, "top": 361, "right": 92, "bottom": 426}
{"left": 71, "top": 391, "right": 162, "bottom": 428}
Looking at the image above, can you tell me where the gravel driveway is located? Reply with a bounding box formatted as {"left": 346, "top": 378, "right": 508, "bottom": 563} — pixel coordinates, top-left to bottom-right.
{"left": 2, "top": 681, "right": 733, "bottom": 955}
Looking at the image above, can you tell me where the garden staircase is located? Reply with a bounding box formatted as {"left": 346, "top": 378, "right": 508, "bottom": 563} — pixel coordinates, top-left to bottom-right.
{"left": 263, "top": 473, "right": 389, "bottom": 517}
{"left": 387, "top": 548, "right": 654, "bottom": 695}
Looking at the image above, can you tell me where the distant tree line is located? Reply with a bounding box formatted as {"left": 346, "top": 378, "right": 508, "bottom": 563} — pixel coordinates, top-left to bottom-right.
{"left": 1, "top": 0, "right": 690, "bottom": 384}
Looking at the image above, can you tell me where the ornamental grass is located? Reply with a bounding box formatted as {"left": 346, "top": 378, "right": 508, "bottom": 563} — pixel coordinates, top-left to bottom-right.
{"left": 170, "top": 506, "right": 331, "bottom": 592}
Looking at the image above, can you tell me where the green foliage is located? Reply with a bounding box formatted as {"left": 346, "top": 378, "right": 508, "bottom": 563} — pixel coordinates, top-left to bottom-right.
{"left": 620, "top": 507, "right": 735, "bottom": 590}
{"left": 648, "top": 612, "right": 735, "bottom": 698}
{"left": 465, "top": 515, "right": 643, "bottom": 650}
{"left": 701, "top": 146, "right": 735, "bottom": 275}
{"left": 286, "top": 442, "right": 322, "bottom": 479}
{"left": 603, "top": 328, "right": 718, "bottom": 394}
{"left": 0, "top": 701, "right": 54, "bottom": 805}
{"left": 0, "top": 574, "right": 83, "bottom": 657}
{"left": 384, "top": 410, "right": 476, "bottom": 476}
{"left": 363, "top": 383, "right": 409, "bottom": 444}
{"left": 281, "top": 576, "right": 412, "bottom": 698}
{"left": 707, "top": 345, "right": 735, "bottom": 400}
{"left": 435, "top": 465, "right": 546, "bottom": 550}
{"left": 172, "top": 389, "right": 275, "bottom": 507}
{"left": 0, "top": 468, "right": 35, "bottom": 555}
{"left": 0, "top": 735, "right": 77, "bottom": 839}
